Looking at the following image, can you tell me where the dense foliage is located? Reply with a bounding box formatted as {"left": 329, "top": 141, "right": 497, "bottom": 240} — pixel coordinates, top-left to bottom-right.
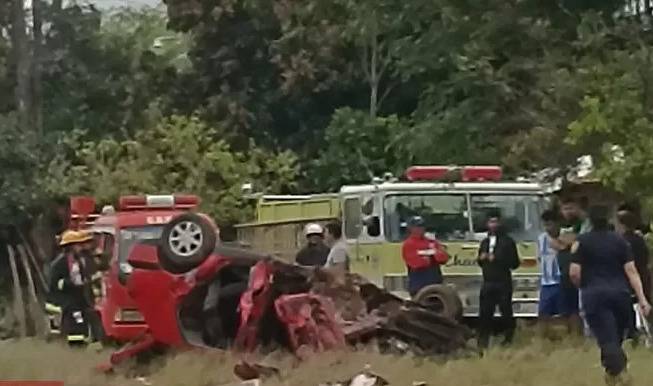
{"left": 2, "top": 0, "right": 653, "bottom": 225}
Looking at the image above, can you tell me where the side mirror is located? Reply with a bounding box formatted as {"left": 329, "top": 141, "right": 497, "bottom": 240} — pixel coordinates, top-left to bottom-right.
{"left": 118, "top": 269, "right": 129, "bottom": 286}
{"left": 241, "top": 183, "right": 253, "bottom": 196}
{"left": 363, "top": 216, "right": 381, "bottom": 237}
{"left": 362, "top": 199, "right": 374, "bottom": 216}
{"left": 95, "top": 252, "right": 111, "bottom": 271}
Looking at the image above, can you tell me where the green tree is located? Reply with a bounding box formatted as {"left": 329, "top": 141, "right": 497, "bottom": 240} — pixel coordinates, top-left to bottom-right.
{"left": 0, "top": 114, "right": 44, "bottom": 224}
{"left": 567, "top": 19, "right": 653, "bottom": 201}
{"left": 41, "top": 5, "right": 183, "bottom": 139}
{"left": 45, "top": 113, "right": 298, "bottom": 224}
{"left": 309, "top": 108, "right": 409, "bottom": 191}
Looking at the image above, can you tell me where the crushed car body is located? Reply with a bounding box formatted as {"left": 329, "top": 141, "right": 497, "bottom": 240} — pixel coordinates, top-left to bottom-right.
{"left": 101, "top": 213, "right": 472, "bottom": 370}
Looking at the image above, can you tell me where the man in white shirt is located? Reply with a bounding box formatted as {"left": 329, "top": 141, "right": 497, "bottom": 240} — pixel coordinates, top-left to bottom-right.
{"left": 323, "top": 221, "right": 349, "bottom": 280}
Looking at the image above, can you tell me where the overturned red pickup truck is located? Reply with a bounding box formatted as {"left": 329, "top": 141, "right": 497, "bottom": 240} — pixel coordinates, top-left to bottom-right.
{"left": 103, "top": 213, "right": 471, "bottom": 369}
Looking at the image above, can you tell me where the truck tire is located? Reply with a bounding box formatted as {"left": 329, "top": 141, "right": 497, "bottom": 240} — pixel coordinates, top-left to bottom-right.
{"left": 413, "top": 284, "right": 463, "bottom": 321}
{"left": 158, "top": 213, "right": 216, "bottom": 273}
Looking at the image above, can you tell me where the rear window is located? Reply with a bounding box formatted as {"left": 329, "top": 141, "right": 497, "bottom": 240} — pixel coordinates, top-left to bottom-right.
{"left": 118, "top": 226, "right": 163, "bottom": 265}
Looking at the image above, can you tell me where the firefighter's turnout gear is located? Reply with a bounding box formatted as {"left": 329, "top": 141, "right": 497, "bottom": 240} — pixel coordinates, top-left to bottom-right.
{"left": 46, "top": 229, "right": 102, "bottom": 345}
{"left": 59, "top": 230, "right": 93, "bottom": 246}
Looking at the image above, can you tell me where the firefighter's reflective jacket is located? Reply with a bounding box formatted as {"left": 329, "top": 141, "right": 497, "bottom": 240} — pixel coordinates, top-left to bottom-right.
{"left": 46, "top": 252, "right": 98, "bottom": 344}
{"left": 47, "top": 252, "right": 94, "bottom": 310}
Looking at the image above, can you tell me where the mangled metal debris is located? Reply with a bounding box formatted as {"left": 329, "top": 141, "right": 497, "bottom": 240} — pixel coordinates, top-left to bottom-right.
{"left": 318, "top": 364, "right": 389, "bottom": 386}
{"left": 102, "top": 214, "right": 472, "bottom": 371}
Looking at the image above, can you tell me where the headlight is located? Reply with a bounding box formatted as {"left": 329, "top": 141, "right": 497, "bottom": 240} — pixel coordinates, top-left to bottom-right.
{"left": 248, "top": 265, "right": 255, "bottom": 287}
{"left": 119, "top": 262, "right": 133, "bottom": 274}
{"left": 115, "top": 309, "right": 145, "bottom": 323}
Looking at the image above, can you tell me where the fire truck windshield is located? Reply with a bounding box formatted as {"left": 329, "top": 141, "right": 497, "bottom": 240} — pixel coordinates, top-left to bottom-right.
{"left": 383, "top": 193, "right": 544, "bottom": 242}
{"left": 118, "top": 226, "right": 164, "bottom": 270}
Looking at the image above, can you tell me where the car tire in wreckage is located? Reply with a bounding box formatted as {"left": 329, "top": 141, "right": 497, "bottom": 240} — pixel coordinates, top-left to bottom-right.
{"left": 413, "top": 284, "right": 463, "bottom": 321}
{"left": 158, "top": 212, "right": 217, "bottom": 273}
{"left": 387, "top": 304, "right": 471, "bottom": 355}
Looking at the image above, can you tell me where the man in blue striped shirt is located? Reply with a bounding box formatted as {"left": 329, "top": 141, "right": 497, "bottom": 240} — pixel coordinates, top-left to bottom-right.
{"left": 538, "top": 210, "right": 563, "bottom": 335}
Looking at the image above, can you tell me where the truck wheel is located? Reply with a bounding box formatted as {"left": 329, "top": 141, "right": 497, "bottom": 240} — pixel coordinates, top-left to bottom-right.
{"left": 413, "top": 284, "right": 463, "bottom": 321}
{"left": 158, "top": 213, "right": 216, "bottom": 273}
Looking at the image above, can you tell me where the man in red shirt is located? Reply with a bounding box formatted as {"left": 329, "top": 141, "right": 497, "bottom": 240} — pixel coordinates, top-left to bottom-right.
{"left": 402, "top": 216, "right": 450, "bottom": 296}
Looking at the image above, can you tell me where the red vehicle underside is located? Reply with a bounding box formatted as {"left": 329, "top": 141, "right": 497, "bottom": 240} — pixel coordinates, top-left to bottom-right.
{"left": 102, "top": 245, "right": 346, "bottom": 369}
{"left": 101, "top": 235, "right": 471, "bottom": 371}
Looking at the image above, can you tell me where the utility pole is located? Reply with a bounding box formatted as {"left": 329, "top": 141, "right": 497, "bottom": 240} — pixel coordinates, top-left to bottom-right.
{"left": 11, "top": 0, "right": 32, "bottom": 132}
{"left": 32, "top": 0, "right": 44, "bottom": 135}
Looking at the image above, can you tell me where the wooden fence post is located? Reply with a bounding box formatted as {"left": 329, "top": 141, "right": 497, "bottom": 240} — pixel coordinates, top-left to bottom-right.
{"left": 7, "top": 245, "right": 27, "bottom": 337}
{"left": 18, "top": 244, "right": 46, "bottom": 337}
{"left": 17, "top": 235, "right": 48, "bottom": 294}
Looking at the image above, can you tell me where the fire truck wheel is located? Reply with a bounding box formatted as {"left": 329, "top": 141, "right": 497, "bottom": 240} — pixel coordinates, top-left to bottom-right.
{"left": 159, "top": 213, "right": 217, "bottom": 273}
{"left": 413, "top": 284, "right": 463, "bottom": 321}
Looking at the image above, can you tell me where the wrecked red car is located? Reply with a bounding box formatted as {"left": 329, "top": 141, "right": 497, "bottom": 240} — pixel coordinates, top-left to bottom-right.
{"left": 104, "top": 213, "right": 471, "bottom": 369}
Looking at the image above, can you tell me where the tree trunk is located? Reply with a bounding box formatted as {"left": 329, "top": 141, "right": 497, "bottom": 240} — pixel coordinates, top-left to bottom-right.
{"left": 7, "top": 246, "right": 27, "bottom": 338}
{"left": 11, "top": 0, "right": 32, "bottom": 132}
{"left": 369, "top": 42, "right": 378, "bottom": 119}
{"left": 31, "top": 0, "right": 44, "bottom": 135}
{"left": 17, "top": 236, "right": 47, "bottom": 294}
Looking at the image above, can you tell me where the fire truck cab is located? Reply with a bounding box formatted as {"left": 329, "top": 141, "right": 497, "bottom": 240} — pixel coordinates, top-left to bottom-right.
{"left": 69, "top": 194, "right": 202, "bottom": 342}
{"left": 236, "top": 165, "right": 549, "bottom": 318}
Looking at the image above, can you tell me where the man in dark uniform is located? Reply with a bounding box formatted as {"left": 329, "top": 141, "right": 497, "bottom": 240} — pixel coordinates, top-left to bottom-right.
{"left": 477, "top": 213, "right": 520, "bottom": 349}
{"left": 570, "top": 206, "right": 651, "bottom": 386}
{"left": 295, "top": 223, "right": 330, "bottom": 267}
{"left": 401, "top": 216, "right": 449, "bottom": 296}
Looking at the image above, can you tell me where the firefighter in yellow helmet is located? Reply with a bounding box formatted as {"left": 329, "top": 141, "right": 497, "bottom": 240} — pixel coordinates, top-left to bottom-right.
{"left": 46, "top": 230, "right": 103, "bottom": 346}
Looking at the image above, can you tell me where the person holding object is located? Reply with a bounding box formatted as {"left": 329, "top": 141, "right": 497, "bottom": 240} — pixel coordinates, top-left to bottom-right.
{"left": 616, "top": 210, "right": 651, "bottom": 301}
{"left": 401, "top": 216, "right": 449, "bottom": 296}
{"left": 549, "top": 196, "right": 586, "bottom": 335}
{"left": 477, "top": 213, "right": 520, "bottom": 349}
{"left": 615, "top": 209, "right": 651, "bottom": 345}
{"left": 570, "top": 206, "right": 651, "bottom": 386}
{"left": 536, "top": 210, "right": 564, "bottom": 335}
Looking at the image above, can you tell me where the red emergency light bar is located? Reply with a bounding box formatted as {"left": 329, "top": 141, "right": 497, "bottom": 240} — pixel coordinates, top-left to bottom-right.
{"left": 405, "top": 166, "right": 502, "bottom": 182}
{"left": 69, "top": 196, "right": 98, "bottom": 229}
{"left": 70, "top": 196, "right": 96, "bottom": 216}
{"left": 119, "top": 195, "right": 201, "bottom": 211}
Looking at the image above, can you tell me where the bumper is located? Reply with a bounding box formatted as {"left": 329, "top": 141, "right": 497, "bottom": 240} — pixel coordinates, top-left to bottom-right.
{"left": 105, "top": 323, "right": 148, "bottom": 342}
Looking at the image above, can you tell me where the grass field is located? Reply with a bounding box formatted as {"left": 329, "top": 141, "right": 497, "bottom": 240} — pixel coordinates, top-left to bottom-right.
{"left": 1, "top": 336, "right": 652, "bottom": 386}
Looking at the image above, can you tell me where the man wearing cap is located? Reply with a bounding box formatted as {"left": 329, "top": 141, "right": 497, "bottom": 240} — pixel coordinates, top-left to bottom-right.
{"left": 401, "top": 216, "right": 449, "bottom": 297}
{"left": 47, "top": 230, "right": 102, "bottom": 346}
{"left": 295, "top": 223, "right": 330, "bottom": 267}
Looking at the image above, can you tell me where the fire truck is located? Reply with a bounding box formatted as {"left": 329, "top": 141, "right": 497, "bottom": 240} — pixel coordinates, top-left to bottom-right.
{"left": 55, "top": 194, "right": 204, "bottom": 342}
{"left": 236, "top": 166, "right": 548, "bottom": 318}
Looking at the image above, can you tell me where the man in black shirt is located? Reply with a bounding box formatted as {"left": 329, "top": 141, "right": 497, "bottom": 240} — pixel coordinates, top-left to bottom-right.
{"left": 616, "top": 209, "right": 651, "bottom": 345}
{"left": 477, "top": 213, "right": 520, "bottom": 349}
{"left": 616, "top": 210, "right": 651, "bottom": 302}
{"left": 295, "top": 223, "right": 330, "bottom": 267}
{"left": 570, "top": 206, "right": 651, "bottom": 386}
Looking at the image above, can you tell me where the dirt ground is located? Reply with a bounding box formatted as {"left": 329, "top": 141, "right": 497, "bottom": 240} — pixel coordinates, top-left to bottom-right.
{"left": 1, "top": 336, "right": 653, "bottom": 386}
